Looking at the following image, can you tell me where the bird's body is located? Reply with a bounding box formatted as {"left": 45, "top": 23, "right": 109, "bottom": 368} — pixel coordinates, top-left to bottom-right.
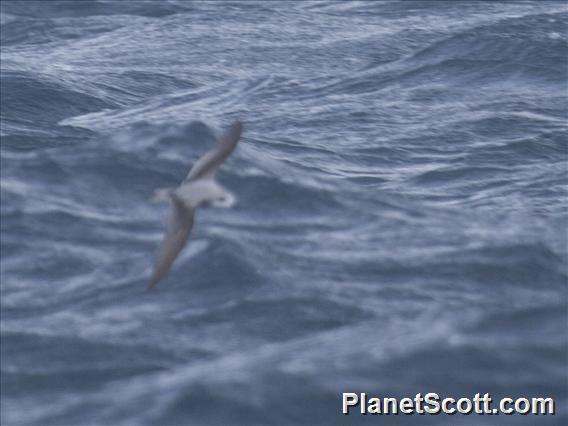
{"left": 148, "top": 121, "right": 242, "bottom": 289}
{"left": 175, "top": 179, "right": 235, "bottom": 209}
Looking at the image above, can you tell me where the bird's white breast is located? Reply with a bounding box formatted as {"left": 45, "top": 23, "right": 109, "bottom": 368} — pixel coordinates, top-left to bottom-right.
{"left": 174, "top": 180, "right": 226, "bottom": 209}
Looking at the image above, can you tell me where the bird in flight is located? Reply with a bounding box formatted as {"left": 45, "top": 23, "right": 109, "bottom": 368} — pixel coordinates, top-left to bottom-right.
{"left": 148, "top": 121, "right": 242, "bottom": 289}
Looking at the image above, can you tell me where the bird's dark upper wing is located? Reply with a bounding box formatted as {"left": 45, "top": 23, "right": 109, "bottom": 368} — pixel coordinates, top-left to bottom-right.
{"left": 184, "top": 121, "right": 242, "bottom": 182}
{"left": 148, "top": 196, "right": 194, "bottom": 289}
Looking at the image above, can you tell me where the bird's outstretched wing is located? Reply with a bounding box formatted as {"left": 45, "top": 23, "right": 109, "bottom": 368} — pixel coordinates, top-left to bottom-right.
{"left": 184, "top": 121, "right": 242, "bottom": 182}
{"left": 148, "top": 196, "right": 194, "bottom": 289}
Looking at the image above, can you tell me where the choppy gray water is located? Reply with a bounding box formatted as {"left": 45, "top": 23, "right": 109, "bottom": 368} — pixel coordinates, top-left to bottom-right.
{"left": 1, "top": 1, "right": 567, "bottom": 425}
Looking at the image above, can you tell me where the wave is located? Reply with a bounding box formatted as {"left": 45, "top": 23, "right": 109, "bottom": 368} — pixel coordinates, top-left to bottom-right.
{"left": 2, "top": 2, "right": 567, "bottom": 425}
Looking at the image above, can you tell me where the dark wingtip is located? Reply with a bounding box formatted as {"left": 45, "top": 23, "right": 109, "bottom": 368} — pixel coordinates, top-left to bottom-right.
{"left": 232, "top": 120, "right": 243, "bottom": 135}
{"left": 147, "top": 277, "right": 159, "bottom": 291}
{"left": 219, "top": 120, "right": 242, "bottom": 147}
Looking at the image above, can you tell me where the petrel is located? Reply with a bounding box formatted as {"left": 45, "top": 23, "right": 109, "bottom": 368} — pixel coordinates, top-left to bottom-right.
{"left": 148, "top": 121, "right": 242, "bottom": 289}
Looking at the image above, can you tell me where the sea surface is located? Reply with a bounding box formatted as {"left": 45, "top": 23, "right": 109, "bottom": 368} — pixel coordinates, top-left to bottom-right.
{"left": 1, "top": 1, "right": 567, "bottom": 425}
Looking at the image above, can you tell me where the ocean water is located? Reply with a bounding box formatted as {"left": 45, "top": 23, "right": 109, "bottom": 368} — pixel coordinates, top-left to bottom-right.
{"left": 1, "top": 1, "right": 567, "bottom": 425}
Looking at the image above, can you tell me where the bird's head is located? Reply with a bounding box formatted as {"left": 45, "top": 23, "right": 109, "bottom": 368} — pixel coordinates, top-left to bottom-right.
{"left": 207, "top": 190, "right": 236, "bottom": 208}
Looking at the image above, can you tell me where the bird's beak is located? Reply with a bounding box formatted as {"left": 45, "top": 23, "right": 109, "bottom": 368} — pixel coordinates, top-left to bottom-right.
{"left": 211, "top": 192, "right": 236, "bottom": 208}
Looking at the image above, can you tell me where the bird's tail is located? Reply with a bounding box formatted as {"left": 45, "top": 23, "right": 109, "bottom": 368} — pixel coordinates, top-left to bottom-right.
{"left": 149, "top": 187, "right": 174, "bottom": 203}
